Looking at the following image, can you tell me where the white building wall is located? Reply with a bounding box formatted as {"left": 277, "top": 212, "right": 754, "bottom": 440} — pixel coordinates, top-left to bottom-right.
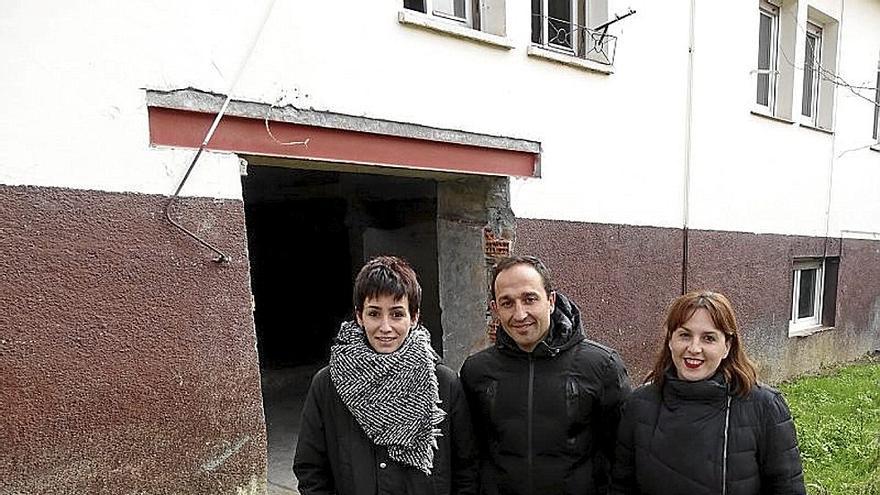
{"left": 827, "top": 0, "right": 880, "bottom": 240}
{"left": 687, "top": 0, "right": 880, "bottom": 238}
{"left": 688, "top": 0, "right": 833, "bottom": 236}
{"left": 0, "top": 0, "right": 878, "bottom": 236}
{"left": 0, "top": 1, "right": 262, "bottom": 200}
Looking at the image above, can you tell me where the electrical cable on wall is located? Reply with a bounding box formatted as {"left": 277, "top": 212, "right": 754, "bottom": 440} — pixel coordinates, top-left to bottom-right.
{"left": 758, "top": 5, "right": 878, "bottom": 248}
{"left": 772, "top": 4, "right": 849, "bottom": 272}
{"left": 265, "top": 93, "right": 312, "bottom": 147}
{"left": 750, "top": 9, "right": 880, "bottom": 159}
{"left": 680, "top": 0, "right": 697, "bottom": 295}
{"left": 772, "top": 8, "right": 879, "bottom": 110}
{"left": 164, "top": 0, "right": 279, "bottom": 263}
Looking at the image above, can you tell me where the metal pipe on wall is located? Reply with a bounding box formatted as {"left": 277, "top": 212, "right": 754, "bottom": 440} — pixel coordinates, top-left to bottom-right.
{"left": 681, "top": 0, "right": 697, "bottom": 295}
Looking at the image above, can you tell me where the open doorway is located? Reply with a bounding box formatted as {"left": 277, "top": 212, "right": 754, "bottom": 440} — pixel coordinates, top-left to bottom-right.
{"left": 242, "top": 164, "right": 442, "bottom": 494}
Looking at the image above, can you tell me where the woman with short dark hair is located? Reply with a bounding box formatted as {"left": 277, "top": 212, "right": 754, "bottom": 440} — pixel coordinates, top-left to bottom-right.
{"left": 611, "top": 291, "right": 806, "bottom": 495}
{"left": 294, "top": 256, "right": 477, "bottom": 495}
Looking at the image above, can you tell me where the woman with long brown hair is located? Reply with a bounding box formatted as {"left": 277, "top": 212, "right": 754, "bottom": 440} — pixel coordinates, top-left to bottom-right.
{"left": 610, "top": 291, "right": 806, "bottom": 495}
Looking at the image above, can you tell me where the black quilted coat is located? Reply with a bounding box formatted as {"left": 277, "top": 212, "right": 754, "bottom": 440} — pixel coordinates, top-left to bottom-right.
{"left": 460, "top": 293, "right": 631, "bottom": 495}
{"left": 293, "top": 364, "right": 479, "bottom": 495}
{"left": 610, "top": 370, "right": 806, "bottom": 495}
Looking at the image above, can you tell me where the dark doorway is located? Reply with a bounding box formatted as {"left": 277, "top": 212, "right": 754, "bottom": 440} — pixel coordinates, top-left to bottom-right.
{"left": 242, "top": 164, "right": 441, "bottom": 494}
{"left": 245, "top": 195, "right": 352, "bottom": 368}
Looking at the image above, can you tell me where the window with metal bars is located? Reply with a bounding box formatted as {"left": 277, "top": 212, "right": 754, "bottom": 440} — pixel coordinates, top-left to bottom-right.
{"left": 530, "top": 0, "right": 616, "bottom": 65}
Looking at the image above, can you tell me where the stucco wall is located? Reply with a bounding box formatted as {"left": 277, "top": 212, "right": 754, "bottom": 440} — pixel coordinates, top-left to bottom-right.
{"left": 0, "top": 186, "right": 266, "bottom": 494}
{"left": 513, "top": 218, "right": 681, "bottom": 379}
{"left": 516, "top": 218, "right": 880, "bottom": 383}
{"left": 1, "top": 0, "right": 879, "bottom": 487}
{"left": 3, "top": 1, "right": 878, "bottom": 238}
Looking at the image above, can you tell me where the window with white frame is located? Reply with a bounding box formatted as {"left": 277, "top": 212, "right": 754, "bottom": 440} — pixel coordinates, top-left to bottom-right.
{"left": 532, "top": 0, "right": 576, "bottom": 51}
{"left": 801, "top": 7, "right": 839, "bottom": 130}
{"left": 789, "top": 257, "right": 839, "bottom": 336}
{"left": 756, "top": 1, "right": 780, "bottom": 113}
{"left": 530, "top": 0, "right": 615, "bottom": 65}
{"left": 801, "top": 22, "right": 823, "bottom": 124}
{"left": 753, "top": 3, "right": 839, "bottom": 126}
{"left": 790, "top": 259, "right": 824, "bottom": 331}
{"left": 405, "top": 0, "right": 473, "bottom": 26}
{"left": 402, "top": 0, "right": 507, "bottom": 37}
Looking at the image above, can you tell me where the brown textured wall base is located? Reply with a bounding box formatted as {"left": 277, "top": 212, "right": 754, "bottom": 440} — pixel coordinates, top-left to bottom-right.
{"left": 514, "top": 219, "right": 682, "bottom": 381}
{"left": 516, "top": 218, "right": 880, "bottom": 384}
{"left": 0, "top": 185, "right": 266, "bottom": 494}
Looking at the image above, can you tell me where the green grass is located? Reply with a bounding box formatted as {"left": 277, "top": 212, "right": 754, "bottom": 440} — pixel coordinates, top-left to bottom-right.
{"left": 779, "top": 359, "right": 880, "bottom": 495}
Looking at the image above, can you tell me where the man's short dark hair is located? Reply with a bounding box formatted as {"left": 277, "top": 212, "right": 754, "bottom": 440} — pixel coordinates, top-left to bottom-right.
{"left": 490, "top": 255, "right": 553, "bottom": 299}
{"left": 354, "top": 255, "right": 422, "bottom": 317}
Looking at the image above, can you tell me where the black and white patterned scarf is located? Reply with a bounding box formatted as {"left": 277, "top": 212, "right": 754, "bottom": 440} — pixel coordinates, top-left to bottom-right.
{"left": 329, "top": 320, "right": 446, "bottom": 475}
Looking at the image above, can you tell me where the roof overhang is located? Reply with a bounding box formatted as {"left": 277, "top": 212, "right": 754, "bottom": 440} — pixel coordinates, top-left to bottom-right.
{"left": 146, "top": 89, "right": 541, "bottom": 178}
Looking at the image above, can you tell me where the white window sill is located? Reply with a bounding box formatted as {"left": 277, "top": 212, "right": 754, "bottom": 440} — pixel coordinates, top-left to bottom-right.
{"left": 798, "top": 122, "right": 835, "bottom": 135}
{"left": 398, "top": 10, "right": 514, "bottom": 49}
{"left": 527, "top": 45, "right": 614, "bottom": 74}
{"left": 750, "top": 109, "right": 795, "bottom": 125}
{"left": 788, "top": 324, "right": 834, "bottom": 338}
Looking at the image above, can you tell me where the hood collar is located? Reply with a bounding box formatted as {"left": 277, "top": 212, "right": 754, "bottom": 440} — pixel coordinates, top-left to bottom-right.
{"left": 496, "top": 292, "right": 586, "bottom": 357}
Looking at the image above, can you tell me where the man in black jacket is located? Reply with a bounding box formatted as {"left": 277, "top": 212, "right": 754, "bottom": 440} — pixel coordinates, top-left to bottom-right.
{"left": 460, "top": 255, "right": 630, "bottom": 495}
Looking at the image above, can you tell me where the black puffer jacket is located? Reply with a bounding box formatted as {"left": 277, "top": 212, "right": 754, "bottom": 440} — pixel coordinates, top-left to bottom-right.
{"left": 293, "top": 364, "right": 479, "bottom": 495}
{"left": 460, "top": 293, "right": 631, "bottom": 495}
{"left": 610, "top": 370, "right": 806, "bottom": 495}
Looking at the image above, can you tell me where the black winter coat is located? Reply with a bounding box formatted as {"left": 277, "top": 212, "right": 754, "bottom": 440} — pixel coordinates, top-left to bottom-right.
{"left": 460, "top": 293, "right": 631, "bottom": 495}
{"left": 610, "top": 371, "right": 806, "bottom": 495}
{"left": 293, "top": 364, "right": 479, "bottom": 495}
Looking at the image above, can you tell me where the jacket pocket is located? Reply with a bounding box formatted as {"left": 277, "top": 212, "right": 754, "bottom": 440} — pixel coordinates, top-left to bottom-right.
{"left": 485, "top": 380, "right": 498, "bottom": 420}
{"left": 564, "top": 375, "right": 596, "bottom": 453}
{"left": 566, "top": 376, "right": 579, "bottom": 423}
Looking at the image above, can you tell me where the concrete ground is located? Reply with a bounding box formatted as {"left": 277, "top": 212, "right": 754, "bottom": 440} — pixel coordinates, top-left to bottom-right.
{"left": 261, "top": 364, "right": 323, "bottom": 495}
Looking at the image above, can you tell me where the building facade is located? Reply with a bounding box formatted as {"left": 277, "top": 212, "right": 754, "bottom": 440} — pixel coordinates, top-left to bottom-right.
{"left": 2, "top": 0, "right": 879, "bottom": 493}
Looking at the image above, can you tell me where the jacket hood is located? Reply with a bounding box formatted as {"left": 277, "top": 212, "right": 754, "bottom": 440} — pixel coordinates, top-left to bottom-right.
{"left": 496, "top": 291, "right": 586, "bottom": 357}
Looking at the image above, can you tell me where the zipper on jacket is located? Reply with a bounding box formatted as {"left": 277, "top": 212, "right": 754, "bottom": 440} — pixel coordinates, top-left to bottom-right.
{"left": 722, "top": 395, "right": 732, "bottom": 495}
{"left": 527, "top": 354, "right": 535, "bottom": 495}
